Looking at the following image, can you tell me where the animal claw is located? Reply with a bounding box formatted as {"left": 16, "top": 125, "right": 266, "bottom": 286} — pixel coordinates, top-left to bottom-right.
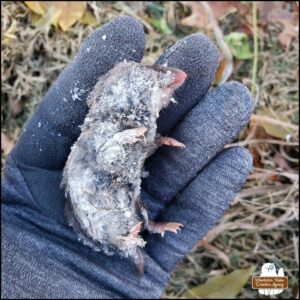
{"left": 129, "top": 222, "right": 143, "bottom": 238}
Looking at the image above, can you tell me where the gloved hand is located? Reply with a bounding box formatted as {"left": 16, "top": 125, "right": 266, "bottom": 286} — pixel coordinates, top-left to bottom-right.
{"left": 2, "top": 16, "right": 253, "bottom": 299}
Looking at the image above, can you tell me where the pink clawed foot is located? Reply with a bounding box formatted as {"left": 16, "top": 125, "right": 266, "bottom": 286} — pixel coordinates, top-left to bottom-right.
{"left": 129, "top": 222, "right": 143, "bottom": 238}
{"left": 147, "top": 222, "right": 183, "bottom": 237}
{"left": 157, "top": 137, "right": 185, "bottom": 148}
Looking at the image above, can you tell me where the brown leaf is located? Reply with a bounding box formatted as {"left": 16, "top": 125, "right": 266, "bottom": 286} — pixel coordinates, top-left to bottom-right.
{"left": 214, "top": 55, "right": 227, "bottom": 84}
{"left": 180, "top": 1, "right": 247, "bottom": 29}
{"left": 249, "top": 144, "right": 264, "bottom": 168}
{"left": 259, "top": 6, "right": 299, "bottom": 48}
{"left": 208, "top": 2, "right": 244, "bottom": 20}
{"left": 80, "top": 10, "right": 98, "bottom": 26}
{"left": 278, "top": 28, "right": 298, "bottom": 48}
{"left": 25, "top": 1, "right": 87, "bottom": 31}
{"left": 267, "top": 8, "right": 299, "bottom": 47}
{"left": 236, "top": 24, "right": 253, "bottom": 37}
{"left": 1, "top": 132, "right": 14, "bottom": 156}
{"left": 257, "top": 2, "right": 284, "bottom": 26}
{"left": 180, "top": 1, "right": 208, "bottom": 28}
{"left": 268, "top": 8, "right": 298, "bottom": 29}
{"left": 24, "top": 1, "right": 47, "bottom": 15}
{"left": 55, "top": 2, "right": 87, "bottom": 32}
{"left": 246, "top": 118, "right": 269, "bottom": 168}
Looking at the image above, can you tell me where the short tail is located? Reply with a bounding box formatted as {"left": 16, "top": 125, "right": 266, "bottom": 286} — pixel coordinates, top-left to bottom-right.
{"left": 133, "top": 248, "right": 144, "bottom": 284}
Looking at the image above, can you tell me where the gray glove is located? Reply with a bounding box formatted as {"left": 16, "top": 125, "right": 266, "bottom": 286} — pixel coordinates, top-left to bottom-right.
{"left": 2, "top": 16, "right": 253, "bottom": 298}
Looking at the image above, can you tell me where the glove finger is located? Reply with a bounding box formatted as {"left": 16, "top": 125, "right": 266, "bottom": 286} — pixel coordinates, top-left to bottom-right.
{"left": 155, "top": 33, "right": 220, "bottom": 135}
{"left": 145, "top": 147, "right": 252, "bottom": 272}
{"left": 10, "top": 16, "right": 145, "bottom": 170}
{"left": 142, "top": 81, "right": 253, "bottom": 215}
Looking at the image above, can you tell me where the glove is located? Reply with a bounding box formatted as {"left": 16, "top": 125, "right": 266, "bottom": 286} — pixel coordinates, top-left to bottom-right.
{"left": 2, "top": 16, "right": 253, "bottom": 299}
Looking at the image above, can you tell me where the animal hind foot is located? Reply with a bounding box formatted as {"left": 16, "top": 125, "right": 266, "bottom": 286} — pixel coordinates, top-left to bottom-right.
{"left": 147, "top": 221, "right": 183, "bottom": 237}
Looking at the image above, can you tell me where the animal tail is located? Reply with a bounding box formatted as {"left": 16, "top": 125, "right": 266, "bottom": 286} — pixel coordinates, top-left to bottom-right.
{"left": 133, "top": 248, "right": 144, "bottom": 284}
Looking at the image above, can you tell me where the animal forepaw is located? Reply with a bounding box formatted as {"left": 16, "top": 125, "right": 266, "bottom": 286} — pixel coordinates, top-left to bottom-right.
{"left": 157, "top": 137, "right": 185, "bottom": 148}
{"left": 129, "top": 222, "right": 143, "bottom": 238}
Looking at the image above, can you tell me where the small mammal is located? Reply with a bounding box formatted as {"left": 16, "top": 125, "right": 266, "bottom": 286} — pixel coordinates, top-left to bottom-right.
{"left": 61, "top": 61, "right": 187, "bottom": 273}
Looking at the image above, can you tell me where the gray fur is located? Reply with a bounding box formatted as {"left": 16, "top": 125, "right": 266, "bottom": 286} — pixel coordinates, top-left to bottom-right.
{"left": 61, "top": 61, "right": 185, "bottom": 260}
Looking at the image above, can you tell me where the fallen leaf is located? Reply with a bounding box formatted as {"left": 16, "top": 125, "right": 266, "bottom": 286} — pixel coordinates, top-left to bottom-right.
{"left": 256, "top": 3, "right": 299, "bottom": 47}
{"left": 33, "top": 6, "right": 61, "bottom": 31}
{"left": 209, "top": 269, "right": 227, "bottom": 276}
{"left": 255, "top": 108, "right": 294, "bottom": 139}
{"left": 224, "top": 32, "right": 252, "bottom": 60}
{"left": 25, "top": 1, "right": 87, "bottom": 32}
{"left": 57, "top": 2, "right": 87, "bottom": 31}
{"left": 80, "top": 10, "right": 98, "bottom": 26}
{"left": 278, "top": 27, "right": 298, "bottom": 48}
{"left": 249, "top": 144, "right": 264, "bottom": 168}
{"left": 30, "top": 12, "right": 44, "bottom": 25}
{"left": 257, "top": 2, "right": 284, "bottom": 26}
{"left": 183, "top": 266, "right": 255, "bottom": 299}
{"left": 266, "top": 7, "right": 298, "bottom": 47}
{"left": 180, "top": 2, "right": 248, "bottom": 29}
{"left": 24, "top": 1, "right": 46, "bottom": 15}
{"left": 246, "top": 117, "right": 270, "bottom": 168}
{"left": 1, "top": 132, "right": 14, "bottom": 156}
{"left": 180, "top": 1, "right": 207, "bottom": 28}
{"left": 214, "top": 55, "right": 227, "bottom": 84}
{"left": 208, "top": 2, "right": 244, "bottom": 20}
{"left": 236, "top": 23, "right": 253, "bottom": 37}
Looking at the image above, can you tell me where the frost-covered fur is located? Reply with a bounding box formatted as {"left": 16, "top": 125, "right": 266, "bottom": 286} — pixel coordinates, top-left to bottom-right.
{"left": 61, "top": 61, "right": 182, "bottom": 259}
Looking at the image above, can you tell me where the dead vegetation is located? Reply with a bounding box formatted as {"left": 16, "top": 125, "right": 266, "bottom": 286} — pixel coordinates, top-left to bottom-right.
{"left": 1, "top": 1, "right": 298, "bottom": 299}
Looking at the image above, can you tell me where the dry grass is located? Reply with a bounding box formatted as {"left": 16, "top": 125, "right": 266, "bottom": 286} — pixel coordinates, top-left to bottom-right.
{"left": 1, "top": 1, "right": 299, "bottom": 299}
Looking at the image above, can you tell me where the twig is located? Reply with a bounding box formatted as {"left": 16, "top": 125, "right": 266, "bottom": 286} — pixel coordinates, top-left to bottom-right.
{"left": 237, "top": 185, "right": 286, "bottom": 198}
{"left": 225, "top": 139, "right": 298, "bottom": 147}
{"left": 200, "top": 243, "right": 231, "bottom": 268}
{"left": 202, "top": 1, "right": 233, "bottom": 84}
{"left": 262, "top": 207, "right": 295, "bottom": 230}
{"left": 248, "top": 170, "right": 299, "bottom": 182}
{"left": 251, "top": 1, "right": 258, "bottom": 96}
{"left": 292, "top": 233, "right": 299, "bottom": 266}
{"left": 250, "top": 114, "right": 299, "bottom": 130}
